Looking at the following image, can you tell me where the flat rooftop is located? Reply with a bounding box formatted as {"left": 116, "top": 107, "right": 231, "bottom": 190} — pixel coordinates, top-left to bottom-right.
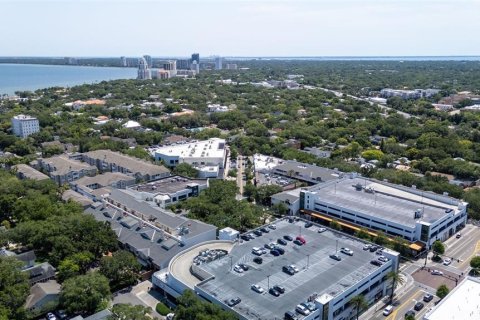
{"left": 273, "top": 160, "right": 341, "bottom": 183}
{"left": 13, "top": 164, "right": 49, "bottom": 181}
{"left": 196, "top": 219, "right": 383, "bottom": 320}
{"left": 253, "top": 154, "right": 285, "bottom": 171}
{"left": 424, "top": 277, "right": 480, "bottom": 320}
{"left": 132, "top": 176, "right": 206, "bottom": 195}
{"left": 154, "top": 138, "right": 226, "bottom": 159}
{"left": 307, "top": 177, "right": 460, "bottom": 227}
{"left": 74, "top": 172, "right": 134, "bottom": 188}
{"left": 41, "top": 156, "right": 96, "bottom": 175}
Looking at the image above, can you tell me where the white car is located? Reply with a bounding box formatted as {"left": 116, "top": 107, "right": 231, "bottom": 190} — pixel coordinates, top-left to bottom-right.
{"left": 363, "top": 244, "right": 371, "bottom": 250}
{"left": 317, "top": 227, "right": 327, "bottom": 233}
{"left": 251, "top": 284, "right": 264, "bottom": 293}
{"left": 295, "top": 304, "right": 311, "bottom": 316}
{"left": 290, "top": 264, "right": 300, "bottom": 273}
{"left": 378, "top": 256, "right": 389, "bottom": 263}
{"left": 268, "top": 224, "right": 277, "bottom": 230}
{"left": 166, "top": 314, "right": 175, "bottom": 320}
{"left": 383, "top": 305, "right": 394, "bottom": 316}
{"left": 431, "top": 269, "right": 443, "bottom": 275}
{"left": 233, "top": 265, "right": 244, "bottom": 273}
{"left": 340, "top": 247, "right": 354, "bottom": 256}
{"left": 46, "top": 313, "right": 57, "bottom": 320}
{"left": 443, "top": 258, "right": 452, "bottom": 265}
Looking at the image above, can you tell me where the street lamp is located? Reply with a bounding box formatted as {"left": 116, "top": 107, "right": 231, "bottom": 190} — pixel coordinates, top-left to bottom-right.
{"left": 267, "top": 275, "right": 271, "bottom": 290}
{"left": 229, "top": 256, "right": 233, "bottom": 270}
{"left": 307, "top": 254, "right": 310, "bottom": 270}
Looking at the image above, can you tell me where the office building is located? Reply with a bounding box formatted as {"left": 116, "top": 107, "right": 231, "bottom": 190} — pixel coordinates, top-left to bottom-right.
{"left": 37, "top": 155, "right": 97, "bottom": 185}
{"left": 191, "top": 53, "right": 200, "bottom": 64}
{"left": 12, "top": 115, "right": 40, "bottom": 138}
{"left": 301, "top": 174, "right": 468, "bottom": 250}
{"left": 215, "top": 56, "right": 223, "bottom": 70}
{"left": 191, "top": 60, "right": 200, "bottom": 74}
{"left": 163, "top": 60, "right": 177, "bottom": 77}
{"left": 128, "top": 175, "right": 208, "bottom": 208}
{"left": 86, "top": 188, "right": 216, "bottom": 269}
{"left": 153, "top": 138, "right": 226, "bottom": 177}
{"left": 177, "top": 59, "right": 191, "bottom": 70}
{"left": 82, "top": 149, "right": 170, "bottom": 182}
{"left": 272, "top": 160, "right": 341, "bottom": 185}
{"left": 226, "top": 63, "right": 238, "bottom": 70}
{"left": 380, "top": 88, "right": 440, "bottom": 100}
{"left": 423, "top": 276, "right": 480, "bottom": 320}
{"left": 120, "top": 56, "right": 127, "bottom": 67}
{"left": 137, "top": 57, "right": 151, "bottom": 80}
{"left": 153, "top": 218, "right": 400, "bottom": 320}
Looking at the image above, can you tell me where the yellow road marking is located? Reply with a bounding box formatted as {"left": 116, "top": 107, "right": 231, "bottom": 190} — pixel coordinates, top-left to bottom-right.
{"left": 386, "top": 290, "right": 422, "bottom": 320}
{"left": 459, "top": 240, "right": 480, "bottom": 268}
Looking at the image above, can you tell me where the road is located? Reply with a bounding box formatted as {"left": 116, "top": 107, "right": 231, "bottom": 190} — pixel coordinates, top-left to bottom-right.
{"left": 318, "top": 87, "right": 415, "bottom": 119}
{"left": 362, "top": 224, "right": 480, "bottom": 320}
{"left": 236, "top": 155, "right": 244, "bottom": 197}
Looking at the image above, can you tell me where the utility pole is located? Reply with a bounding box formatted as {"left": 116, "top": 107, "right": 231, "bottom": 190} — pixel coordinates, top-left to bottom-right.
{"left": 267, "top": 275, "right": 270, "bottom": 290}
{"left": 307, "top": 254, "right": 310, "bottom": 269}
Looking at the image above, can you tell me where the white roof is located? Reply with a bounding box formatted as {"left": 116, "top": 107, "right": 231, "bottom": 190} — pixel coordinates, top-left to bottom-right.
{"left": 424, "top": 277, "right": 480, "bottom": 320}
{"left": 154, "top": 138, "right": 226, "bottom": 159}
{"left": 123, "top": 120, "right": 141, "bottom": 128}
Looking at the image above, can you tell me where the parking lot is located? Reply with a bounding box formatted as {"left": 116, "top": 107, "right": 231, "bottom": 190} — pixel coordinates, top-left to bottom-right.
{"left": 412, "top": 267, "right": 460, "bottom": 291}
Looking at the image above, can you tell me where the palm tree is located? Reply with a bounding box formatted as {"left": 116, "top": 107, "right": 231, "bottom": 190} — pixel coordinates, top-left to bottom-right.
{"left": 350, "top": 295, "right": 368, "bottom": 320}
{"left": 386, "top": 271, "right": 405, "bottom": 303}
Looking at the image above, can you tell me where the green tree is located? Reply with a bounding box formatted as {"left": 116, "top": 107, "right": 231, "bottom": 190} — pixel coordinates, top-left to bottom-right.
{"left": 100, "top": 250, "right": 141, "bottom": 290}
{"left": 374, "top": 231, "right": 388, "bottom": 245}
{"left": 350, "top": 295, "right": 368, "bottom": 320}
{"left": 172, "top": 163, "right": 199, "bottom": 178}
{"left": 432, "top": 240, "right": 445, "bottom": 257}
{"left": 405, "top": 314, "right": 415, "bottom": 320}
{"left": 386, "top": 271, "right": 405, "bottom": 303}
{"left": 109, "top": 303, "right": 154, "bottom": 320}
{"left": 60, "top": 272, "right": 111, "bottom": 315}
{"left": 361, "top": 149, "right": 384, "bottom": 161}
{"left": 436, "top": 284, "right": 450, "bottom": 299}
{"left": 330, "top": 220, "right": 342, "bottom": 231}
{"left": 271, "top": 202, "right": 289, "bottom": 216}
{"left": 0, "top": 256, "right": 30, "bottom": 320}
{"left": 174, "top": 290, "right": 237, "bottom": 320}
{"left": 470, "top": 256, "right": 480, "bottom": 276}
{"left": 355, "top": 228, "right": 371, "bottom": 240}
{"left": 58, "top": 258, "right": 81, "bottom": 282}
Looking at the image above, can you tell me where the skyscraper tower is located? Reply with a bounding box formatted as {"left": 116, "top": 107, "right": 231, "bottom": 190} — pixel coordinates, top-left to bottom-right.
{"left": 215, "top": 56, "right": 223, "bottom": 70}
{"left": 137, "top": 57, "right": 151, "bottom": 80}
{"left": 143, "top": 55, "right": 152, "bottom": 68}
{"left": 191, "top": 53, "right": 200, "bottom": 64}
{"left": 191, "top": 60, "right": 200, "bottom": 74}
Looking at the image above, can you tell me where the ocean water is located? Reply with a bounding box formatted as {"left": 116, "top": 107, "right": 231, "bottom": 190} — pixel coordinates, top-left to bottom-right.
{"left": 0, "top": 64, "right": 136, "bottom": 95}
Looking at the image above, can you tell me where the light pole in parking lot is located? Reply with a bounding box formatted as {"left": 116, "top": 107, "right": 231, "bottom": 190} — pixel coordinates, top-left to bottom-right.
{"left": 307, "top": 254, "right": 310, "bottom": 269}
{"left": 229, "top": 256, "right": 233, "bottom": 270}
{"left": 267, "top": 275, "right": 271, "bottom": 290}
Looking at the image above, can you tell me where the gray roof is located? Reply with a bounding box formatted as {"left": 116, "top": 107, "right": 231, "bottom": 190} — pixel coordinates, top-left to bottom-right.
{"left": 73, "top": 172, "right": 135, "bottom": 188}
{"left": 197, "top": 219, "right": 387, "bottom": 320}
{"left": 302, "top": 147, "right": 332, "bottom": 158}
{"left": 40, "top": 156, "right": 96, "bottom": 176}
{"left": 25, "top": 280, "right": 60, "bottom": 309}
{"left": 62, "top": 190, "right": 94, "bottom": 207}
{"left": 24, "top": 262, "right": 56, "bottom": 285}
{"left": 83, "top": 150, "right": 169, "bottom": 176}
{"left": 16, "top": 250, "right": 36, "bottom": 263}
{"left": 271, "top": 189, "right": 301, "bottom": 203}
{"left": 84, "top": 309, "right": 112, "bottom": 320}
{"left": 273, "top": 160, "right": 341, "bottom": 183}
{"left": 13, "top": 164, "right": 50, "bottom": 181}
{"left": 131, "top": 175, "right": 206, "bottom": 196}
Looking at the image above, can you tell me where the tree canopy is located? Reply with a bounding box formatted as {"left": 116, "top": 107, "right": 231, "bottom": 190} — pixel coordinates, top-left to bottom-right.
{"left": 0, "top": 256, "right": 29, "bottom": 320}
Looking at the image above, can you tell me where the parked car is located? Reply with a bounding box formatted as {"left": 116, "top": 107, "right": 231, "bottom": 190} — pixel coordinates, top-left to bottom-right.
{"left": 274, "top": 247, "right": 285, "bottom": 255}
{"left": 253, "top": 257, "right": 263, "bottom": 264}
{"left": 295, "top": 304, "right": 310, "bottom": 316}
{"left": 273, "top": 285, "right": 285, "bottom": 294}
{"left": 369, "top": 245, "right": 378, "bottom": 252}
{"left": 378, "top": 256, "right": 389, "bottom": 263}
{"left": 226, "top": 297, "right": 241, "bottom": 307}
{"left": 383, "top": 305, "right": 394, "bottom": 316}
{"left": 414, "top": 302, "right": 424, "bottom": 311}
{"left": 252, "top": 247, "right": 263, "bottom": 256}
{"left": 277, "top": 238, "right": 288, "bottom": 245}
{"left": 294, "top": 239, "right": 304, "bottom": 246}
{"left": 423, "top": 293, "right": 434, "bottom": 302}
{"left": 443, "top": 258, "right": 452, "bottom": 265}
{"left": 304, "top": 222, "right": 313, "bottom": 228}
{"left": 283, "top": 265, "right": 295, "bottom": 275}
{"left": 239, "top": 263, "right": 249, "bottom": 271}
{"left": 247, "top": 233, "right": 255, "bottom": 240}
{"left": 303, "top": 302, "right": 316, "bottom": 312}
{"left": 290, "top": 264, "right": 299, "bottom": 273}
{"left": 371, "top": 260, "right": 383, "bottom": 266}
{"left": 270, "top": 249, "right": 280, "bottom": 256}
{"left": 404, "top": 310, "right": 415, "bottom": 318}
{"left": 431, "top": 269, "right": 443, "bottom": 275}
{"left": 329, "top": 254, "right": 342, "bottom": 261}
{"left": 251, "top": 284, "right": 264, "bottom": 293}
{"left": 317, "top": 227, "right": 327, "bottom": 233}
{"left": 233, "top": 265, "right": 244, "bottom": 273}
{"left": 240, "top": 235, "right": 250, "bottom": 241}
{"left": 340, "top": 247, "right": 353, "bottom": 256}
{"left": 166, "top": 314, "right": 175, "bottom": 320}
{"left": 284, "top": 311, "right": 298, "bottom": 320}
{"left": 363, "top": 244, "right": 371, "bottom": 250}
{"left": 46, "top": 313, "right": 57, "bottom": 320}
{"left": 55, "top": 310, "right": 68, "bottom": 320}
{"left": 456, "top": 233, "right": 461, "bottom": 239}
{"left": 269, "top": 287, "right": 280, "bottom": 296}
{"left": 283, "top": 235, "right": 293, "bottom": 241}
{"left": 295, "top": 236, "right": 306, "bottom": 244}
{"left": 265, "top": 242, "right": 276, "bottom": 250}
{"left": 269, "top": 224, "right": 277, "bottom": 230}
{"left": 260, "top": 227, "right": 270, "bottom": 233}
{"left": 254, "top": 230, "right": 263, "bottom": 236}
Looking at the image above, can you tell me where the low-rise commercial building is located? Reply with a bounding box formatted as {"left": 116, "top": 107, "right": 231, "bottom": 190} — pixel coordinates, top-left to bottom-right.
{"left": 37, "top": 156, "right": 97, "bottom": 185}
{"left": 71, "top": 172, "right": 136, "bottom": 197}
{"left": 82, "top": 150, "right": 170, "bottom": 182}
{"left": 272, "top": 160, "right": 342, "bottom": 185}
{"left": 153, "top": 218, "right": 399, "bottom": 320}
{"left": 301, "top": 174, "right": 468, "bottom": 249}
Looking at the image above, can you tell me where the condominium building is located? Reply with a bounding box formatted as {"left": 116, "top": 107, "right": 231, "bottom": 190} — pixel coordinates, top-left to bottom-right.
{"left": 37, "top": 155, "right": 97, "bottom": 185}
{"left": 137, "top": 57, "right": 151, "bottom": 80}
{"left": 12, "top": 115, "right": 40, "bottom": 138}
{"left": 82, "top": 149, "right": 170, "bottom": 182}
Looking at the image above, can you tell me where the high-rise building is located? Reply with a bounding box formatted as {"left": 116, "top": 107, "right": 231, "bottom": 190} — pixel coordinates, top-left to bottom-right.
{"left": 12, "top": 115, "right": 40, "bottom": 138}
{"left": 191, "top": 60, "right": 200, "bottom": 74}
{"left": 120, "top": 56, "right": 127, "bottom": 67}
{"left": 137, "top": 57, "right": 151, "bottom": 80}
{"left": 143, "top": 55, "right": 152, "bottom": 68}
{"left": 215, "top": 56, "right": 223, "bottom": 70}
{"left": 226, "top": 63, "right": 238, "bottom": 70}
{"left": 191, "top": 53, "right": 200, "bottom": 64}
{"left": 163, "top": 60, "right": 177, "bottom": 77}
{"left": 177, "top": 59, "right": 191, "bottom": 70}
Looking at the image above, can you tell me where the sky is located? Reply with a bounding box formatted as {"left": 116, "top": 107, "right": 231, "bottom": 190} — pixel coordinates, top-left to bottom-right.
{"left": 1, "top": 0, "right": 479, "bottom": 57}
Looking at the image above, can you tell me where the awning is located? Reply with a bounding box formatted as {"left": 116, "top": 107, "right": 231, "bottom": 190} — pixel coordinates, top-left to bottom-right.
{"left": 409, "top": 242, "right": 425, "bottom": 251}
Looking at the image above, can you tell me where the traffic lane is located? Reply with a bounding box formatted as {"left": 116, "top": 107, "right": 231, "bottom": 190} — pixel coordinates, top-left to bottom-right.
{"left": 445, "top": 225, "right": 480, "bottom": 259}
{"left": 385, "top": 289, "right": 425, "bottom": 320}
{"left": 368, "top": 286, "right": 419, "bottom": 320}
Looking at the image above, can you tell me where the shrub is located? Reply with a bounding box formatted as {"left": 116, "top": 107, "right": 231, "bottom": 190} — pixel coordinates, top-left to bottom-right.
{"left": 156, "top": 302, "right": 171, "bottom": 316}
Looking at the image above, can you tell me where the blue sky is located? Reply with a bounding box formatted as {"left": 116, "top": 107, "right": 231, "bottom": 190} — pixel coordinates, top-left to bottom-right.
{"left": 1, "top": 0, "right": 479, "bottom": 57}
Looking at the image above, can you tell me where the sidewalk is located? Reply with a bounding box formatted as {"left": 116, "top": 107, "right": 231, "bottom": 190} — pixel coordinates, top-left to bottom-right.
{"left": 113, "top": 280, "right": 165, "bottom": 319}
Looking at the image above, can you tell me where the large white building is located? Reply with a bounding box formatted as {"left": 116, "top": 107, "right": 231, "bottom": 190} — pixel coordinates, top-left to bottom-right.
{"left": 301, "top": 174, "right": 468, "bottom": 250}
{"left": 153, "top": 138, "right": 227, "bottom": 177}
{"left": 153, "top": 218, "right": 400, "bottom": 320}
{"left": 137, "top": 57, "right": 151, "bottom": 80}
{"left": 423, "top": 276, "right": 480, "bottom": 320}
{"left": 12, "top": 115, "right": 40, "bottom": 138}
